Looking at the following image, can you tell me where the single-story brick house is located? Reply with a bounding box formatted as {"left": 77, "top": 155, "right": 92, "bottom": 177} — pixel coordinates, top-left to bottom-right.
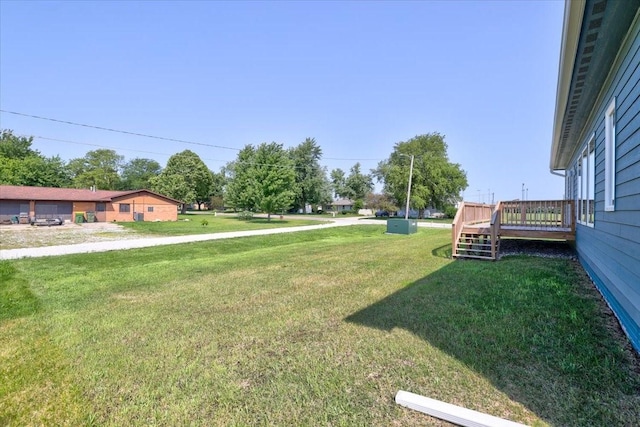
{"left": 0, "top": 185, "right": 181, "bottom": 223}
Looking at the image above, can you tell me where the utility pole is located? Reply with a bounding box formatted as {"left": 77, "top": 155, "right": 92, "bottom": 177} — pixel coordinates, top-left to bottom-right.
{"left": 404, "top": 155, "right": 414, "bottom": 220}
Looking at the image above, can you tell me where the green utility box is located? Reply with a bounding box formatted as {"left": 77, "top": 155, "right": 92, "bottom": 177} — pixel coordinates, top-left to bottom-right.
{"left": 75, "top": 212, "right": 85, "bottom": 224}
{"left": 386, "top": 218, "right": 418, "bottom": 235}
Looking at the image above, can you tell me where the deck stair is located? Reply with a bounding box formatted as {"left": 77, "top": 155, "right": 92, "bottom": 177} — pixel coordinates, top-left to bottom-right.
{"left": 455, "top": 226, "right": 497, "bottom": 260}
{"left": 451, "top": 200, "right": 575, "bottom": 261}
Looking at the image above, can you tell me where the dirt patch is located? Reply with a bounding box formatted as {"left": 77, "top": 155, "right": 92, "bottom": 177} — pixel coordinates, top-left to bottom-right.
{"left": 0, "top": 222, "right": 144, "bottom": 250}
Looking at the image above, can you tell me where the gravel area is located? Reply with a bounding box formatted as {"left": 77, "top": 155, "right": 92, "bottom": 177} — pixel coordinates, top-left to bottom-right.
{"left": 498, "top": 238, "right": 577, "bottom": 260}
{"left": 0, "top": 222, "right": 145, "bottom": 250}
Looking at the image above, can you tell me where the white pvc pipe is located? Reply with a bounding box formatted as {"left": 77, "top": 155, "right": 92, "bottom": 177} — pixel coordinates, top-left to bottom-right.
{"left": 395, "top": 390, "right": 528, "bottom": 427}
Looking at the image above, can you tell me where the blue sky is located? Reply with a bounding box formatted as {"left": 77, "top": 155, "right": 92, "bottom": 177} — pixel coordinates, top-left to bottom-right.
{"left": 0, "top": 0, "right": 565, "bottom": 201}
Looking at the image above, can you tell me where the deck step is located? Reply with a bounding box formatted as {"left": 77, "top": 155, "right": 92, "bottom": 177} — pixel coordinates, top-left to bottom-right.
{"left": 454, "top": 230, "right": 498, "bottom": 260}
{"left": 453, "top": 254, "right": 495, "bottom": 260}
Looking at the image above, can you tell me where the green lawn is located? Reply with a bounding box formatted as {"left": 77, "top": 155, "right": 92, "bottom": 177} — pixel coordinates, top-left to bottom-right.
{"left": 117, "top": 213, "right": 328, "bottom": 235}
{"left": 1, "top": 227, "right": 638, "bottom": 426}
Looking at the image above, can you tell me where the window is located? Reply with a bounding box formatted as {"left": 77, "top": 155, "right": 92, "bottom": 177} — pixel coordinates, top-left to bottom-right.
{"left": 604, "top": 98, "right": 616, "bottom": 211}
{"left": 147, "top": 206, "right": 154, "bottom": 212}
{"left": 95, "top": 203, "right": 106, "bottom": 212}
{"left": 119, "top": 203, "right": 131, "bottom": 213}
{"left": 576, "top": 134, "right": 595, "bottom": 227}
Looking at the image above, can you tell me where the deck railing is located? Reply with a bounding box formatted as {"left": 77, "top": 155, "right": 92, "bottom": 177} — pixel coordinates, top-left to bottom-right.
{"left": 489, "top": 202, "right": 502, "bottom": 259}
{"left": 498, "top": 200, "right": 575, "bottom": 230}
{"left": 452, "top": 202, "right": 494, "bottom": 257}
{"left": 452, "top": 200, "right": 575, "bottom": 259}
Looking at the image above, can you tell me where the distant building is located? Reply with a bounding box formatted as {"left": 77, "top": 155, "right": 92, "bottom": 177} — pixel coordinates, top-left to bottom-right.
{"left": 0, "top": 185, "right": 181, "bottom": 223}
{"left": 331, "top": 198, "right": 355, "bottom": 212}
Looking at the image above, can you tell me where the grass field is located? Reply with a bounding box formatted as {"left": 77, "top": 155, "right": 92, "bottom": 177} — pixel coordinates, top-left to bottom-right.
{"left": 118, "top": 213, "right": 328, "bottom": 235}
{"left": 1, "top": 227, "right": 639, "bottom": 426}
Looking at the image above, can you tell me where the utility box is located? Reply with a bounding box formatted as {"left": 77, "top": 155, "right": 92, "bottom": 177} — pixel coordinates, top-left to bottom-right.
{"left": 134, "top": 212, "right": 144, "bottom": 221}
{"left": 386, "top": 218, "right": 418, "bottom": 235}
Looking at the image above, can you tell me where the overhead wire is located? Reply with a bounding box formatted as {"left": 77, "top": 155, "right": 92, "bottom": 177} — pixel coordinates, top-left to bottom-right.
{"left": 27, "top": 135, "right": 227, "bottom": 164}
{"left": 1, "top": 109, "right": 241, "bottom": 151}
{"left": 2, "top": 109, "right": 386, "bottom": 165}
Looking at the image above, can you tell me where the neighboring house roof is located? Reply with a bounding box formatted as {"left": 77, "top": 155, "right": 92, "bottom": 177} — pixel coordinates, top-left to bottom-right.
{"left": 331, "top": 198, "right": 354, "bottom": 206}
{"left": 550, "top": 0, "right": 640, "bottom": 170}
{"left": 0, "top": 185, "right": 182, "bottom": 204}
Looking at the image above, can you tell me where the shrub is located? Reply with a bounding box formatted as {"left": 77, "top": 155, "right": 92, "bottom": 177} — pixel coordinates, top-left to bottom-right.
{"left": 238, "top": 211, "right": 253, "bottom": 220}
{"left": 444, "top": 205, "right": 458, "bottom": 219}
{"left": 201, "top": 219, "right": 209, "bottom": 226}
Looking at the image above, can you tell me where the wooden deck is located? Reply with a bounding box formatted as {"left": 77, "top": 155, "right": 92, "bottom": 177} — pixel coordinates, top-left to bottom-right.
{"left": 452, "top": 200, "right": 575, "bottom": 260}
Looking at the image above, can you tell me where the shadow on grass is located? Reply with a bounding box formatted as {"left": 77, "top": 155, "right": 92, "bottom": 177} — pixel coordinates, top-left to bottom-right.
{"left": 345, "top": 256, "right": 640, "bottom": 426}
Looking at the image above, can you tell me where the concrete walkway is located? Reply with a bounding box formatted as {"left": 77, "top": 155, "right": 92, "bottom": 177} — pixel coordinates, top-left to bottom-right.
{"left": 0, "top": 217, "right": 450, "bottom": 260}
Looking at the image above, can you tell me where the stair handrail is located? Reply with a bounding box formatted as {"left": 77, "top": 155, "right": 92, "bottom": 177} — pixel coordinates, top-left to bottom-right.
{"left": 451, "top": 202, "right": 466, "bottom": 257}
{"left": 452, "top": 202, "right": 494, "bottom": 258}
{"left": 490, "top": 202, "right": 502, "bottom": 259}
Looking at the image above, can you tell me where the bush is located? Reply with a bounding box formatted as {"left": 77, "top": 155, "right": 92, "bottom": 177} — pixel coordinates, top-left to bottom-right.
{"left": 444, "top": 206, "right": 458, "bottom": 219}
{"left": 341, "top": 209, "right": 351, "bottom": 215}
{"left": 238, "top": 211, "right": 253, "bottom": 220}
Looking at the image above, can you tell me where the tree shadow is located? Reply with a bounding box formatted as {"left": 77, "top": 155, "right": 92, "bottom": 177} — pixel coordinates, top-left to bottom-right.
{"left": 345, "top": 256, "right": 640, "bottom": 426}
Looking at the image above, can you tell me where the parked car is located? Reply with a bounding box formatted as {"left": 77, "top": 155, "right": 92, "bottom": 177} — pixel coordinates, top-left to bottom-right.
{"left": 375, "top": 210, "right": 389, "bottom": 217}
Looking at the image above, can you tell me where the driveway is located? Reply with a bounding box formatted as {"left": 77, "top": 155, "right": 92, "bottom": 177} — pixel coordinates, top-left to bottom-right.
{"left": 0, "top": 217, "right": 450, "bottom": 260}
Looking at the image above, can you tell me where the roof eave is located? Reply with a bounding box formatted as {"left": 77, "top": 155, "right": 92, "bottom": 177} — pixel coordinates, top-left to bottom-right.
{"left": 550, "top": 0, "right": 586, "bottom": 171}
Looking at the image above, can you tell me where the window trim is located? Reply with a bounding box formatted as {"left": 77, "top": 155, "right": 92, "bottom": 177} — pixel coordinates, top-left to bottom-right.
{"left": 147, "top": 206, "right": 154, "bottom": 212}
{"left": 604, "top": 97, "right": 616, "bottom": 212}
{"left": 119, "top": 203, "right": 131, "bottom": 213}
{"left": 576, "top": 133, "right": 595, "bottom": 227}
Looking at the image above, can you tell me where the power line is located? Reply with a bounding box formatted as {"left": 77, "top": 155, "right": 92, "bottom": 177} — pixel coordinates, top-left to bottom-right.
{"left": 26, "top": 135, "right": 337, "bottom": 171}
{"left": 27, "top": 135, "right": 228, "bottom": 163}
{"left": 1, "top": 109, "right": 241, "bottom": 151}
{"left": 2, "top": 109, "right": 386, "bottom": 163}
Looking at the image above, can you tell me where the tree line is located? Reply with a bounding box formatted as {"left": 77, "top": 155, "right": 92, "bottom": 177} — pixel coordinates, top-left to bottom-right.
{"left": 0, "top": 130, "right": 468, "bottom": 217}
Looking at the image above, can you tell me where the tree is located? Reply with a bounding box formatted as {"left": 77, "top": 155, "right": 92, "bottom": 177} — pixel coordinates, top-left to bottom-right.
{"left": 150, "top": 174, "right": 195, "bottom": 210}
{"left": 0, "top": 130, "right": 71, "bottom": 187}
{"left": 150, "top": 150, "right": 213, "bottom": 213}
{"left": 0, "top": 130, "right": 37, "bottom": 159}
{"left": 224, "top": 146, "right": 259, "bottom": 212}
{"left": 345, "top": 162, "right": 374, "bottom": 202}
{"left": 289, "top": 138, "right": 331, "bottom": 213}
{"left": 225, "top": 142, "right": 296, "bottom": 219}
{"left": 120, "top": 158, "right": 162, "bottom": 190}
{"left": 366, "top": 193, "right": 399, "bottom": 213}
{"left": 374, "top": 133, "right": 468, "bottom": 217}
{"left": 68, "top": 149, "right": 123, "bottom": 190}
{"left": 330, "top": 168, "right": 347, "bottom": 199}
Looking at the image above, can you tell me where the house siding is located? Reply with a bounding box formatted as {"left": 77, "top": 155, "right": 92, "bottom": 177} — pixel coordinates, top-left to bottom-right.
{"left": 0, "top": 186, "right": 179, "bottom": 222}
{"left": 568, "top": 13, "right": 640, "bottom": 351}
{"left": 106, "top": 194, "right": 177, "bottom": 222}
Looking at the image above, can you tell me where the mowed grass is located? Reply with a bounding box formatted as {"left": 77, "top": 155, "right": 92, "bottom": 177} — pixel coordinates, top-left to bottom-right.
{"left": 117, "top": 213, "right": 328, "bottom": 236}
{"left": 1, "top": 227, "right": 639, "bottom": 426}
